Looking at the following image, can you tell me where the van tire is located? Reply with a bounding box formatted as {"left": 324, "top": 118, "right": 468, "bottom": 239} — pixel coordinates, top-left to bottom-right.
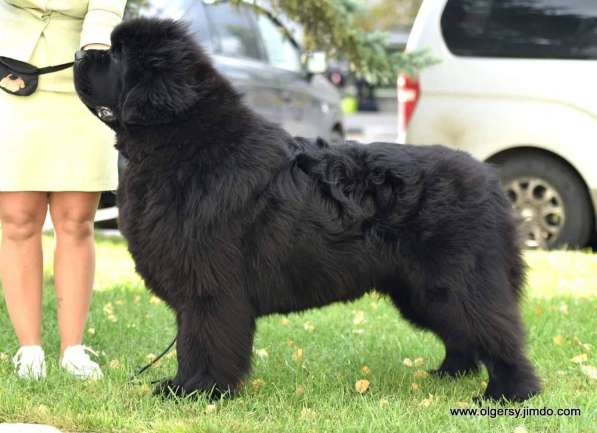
{"left": 495, "top": 152, "right": 593, "bottom": 249}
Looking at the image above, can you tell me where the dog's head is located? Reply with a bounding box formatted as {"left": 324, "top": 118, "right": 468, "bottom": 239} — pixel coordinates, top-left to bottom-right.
{"left": 74, "top": 18, "right": 205, "bottom": 129}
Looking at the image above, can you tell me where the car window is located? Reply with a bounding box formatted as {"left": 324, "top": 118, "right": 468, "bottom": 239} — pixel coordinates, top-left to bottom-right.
{"left": 184, "top": 2, "right": 213, "bottom": 52}
{"left": 441, "top": 0, "right": 597, "bottom": 59}
{"left": 204, "top": 3, "right": 264, "bottom": 61}
{"left": 255, "top": 13, "right": 302, "bottom": 72}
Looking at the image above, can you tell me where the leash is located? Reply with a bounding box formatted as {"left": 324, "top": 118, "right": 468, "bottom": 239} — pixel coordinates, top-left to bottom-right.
{"left": 128, "top": 335, "right": 177, "bottom": 383}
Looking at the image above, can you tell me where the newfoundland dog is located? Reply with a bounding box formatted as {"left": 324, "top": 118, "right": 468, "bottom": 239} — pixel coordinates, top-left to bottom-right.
{"left": 74, "top": 18, "right": 541, "bottom": 402}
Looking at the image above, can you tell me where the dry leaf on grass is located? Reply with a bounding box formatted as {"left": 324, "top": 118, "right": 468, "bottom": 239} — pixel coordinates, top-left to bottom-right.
{"left": 420, "top": 394, "right": 434, "bottom": 407}
{"left": 251, "top": 378, "right": 265, "bottom": 391}
{"left": 295, "top": 385, "right": 305, "bottom": 396}
{"left": 553, "top": 335, "right": 565, "bottom": 346}
{"left": 379, "top": 399, "right": 389, "bottom": 407}
{"left": 361, "top": 365, "right": 371, "bottom": 374}
{"left": 355, "top": 379, "right": 370, "bottom": 394}
{"left": 205, "top": 404, "right": 217, "bottom": 414}
{"left": 280, "top": 318, "right": 289, "bottom": 326}
{"left": 580, "top": 365, "right": 597, "bottom": 380}
{"left": 403, "top": 358, "right": 413, "bottom": 367}
{"left": 414, "top": 370, "right": 429, "bottom": 379}
{"left": 292, "top": 348, "right": 304, "bottom": 363}
{"left": 414, "top": 357, "right": 424, "bottom": 367}
{"left": 300, "top": 408, "right": 317, "bottom": 419}
{"left": 411, "top": 383, "right": 420, "bottom": 391}
{"left": 109, "top": 359, "right": 120, "bottom": 369}
{"left": 353, "top": 310, "right": 366, "bottom": 325}
{"left": 303, "top": 322, "right": 315, "bottom": 332}
{"left": 571, "top": 354, "right": 588, "bottom": 364}
{"left": 149, "top": 296, "right": 162, "bottom": 305}
{"left": 255, "top": 348, "right": 269, "bottom": 359}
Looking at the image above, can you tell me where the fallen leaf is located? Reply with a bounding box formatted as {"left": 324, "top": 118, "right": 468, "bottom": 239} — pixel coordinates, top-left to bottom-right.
{"left": 411, "top": 383, "right": 420, "bottom": 391}
{"left": 280, "top": 318, "right": 289, "bottom": 326}
{"left": 205, "top": 404, "right": 217, "bottom": 414}
{"left": 414, "top": 357, "right": 424, "bottom": 367}
{"left": 109, "top": 359, "right": 120, "bottom": 369}
{"left": 580, "top": 365, "right": 597, "bottom": 380}
{"left": 146, "top": 353, "right": 156, "bottom": 361}
{"left": 553, "top": 335, "right": 565, "bottom": 346}
{"left": 403, "top": 358, "right": 414, "bottom": 367}
{"left": 353, "top": 310, "right": 366, "bottom": 325}
{"left": 414, "top": 370, "right": 429, "bottom": 379}
{"left": 251, "top": 378, "right": 265, "bottom": 391}
{"left": 292, "top": 348, "right": 304, "bottom": 363}
{"left": 379, "top": 399, "right": 389, "bottom": 407}
{"left": 355, "top": 379, "right": 370, "bottom": 394}
{"left": 361, "top": 365, "right": 371, "bottom": 374}
{"left": 295, "top": 385, "right": 305, "bottom": 396}
{"left": 287, "top": 340, "right": 296, "bottom": 348}
{"left": 513, "top": 427, "right": 528, "bottom": 433}
{"left": 300, "top": 408, "right": 316, "bottom": 419}
{"left": 255, "top": 348, "right": 269, "bottom": 359}
{"left": 303, "top": 322, "right": 315, "bottom": 332}
{"left": 420, "top": 394, "right": 434, "bottom": 407}
{"left": 571, "top": 354, "right": 588, "bottom": 364}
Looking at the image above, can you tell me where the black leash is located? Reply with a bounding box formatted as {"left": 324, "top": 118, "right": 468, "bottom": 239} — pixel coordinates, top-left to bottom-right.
{"left": 128, "top": 335, "right": 177, "bottom": 383}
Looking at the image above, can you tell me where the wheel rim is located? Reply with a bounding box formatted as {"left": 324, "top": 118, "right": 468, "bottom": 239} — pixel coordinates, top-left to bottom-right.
{"left": 505, "top": 177, "right": 565, "bottom": 249}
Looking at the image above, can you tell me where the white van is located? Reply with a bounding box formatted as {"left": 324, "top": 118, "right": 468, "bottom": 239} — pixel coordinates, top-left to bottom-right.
{"left": 399, "top": 0, "right": 597, "bottom": 249}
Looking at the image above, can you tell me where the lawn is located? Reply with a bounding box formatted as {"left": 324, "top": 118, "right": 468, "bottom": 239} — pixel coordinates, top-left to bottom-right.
{"left": 0, "top": 233, "right": 595, "bottom": 433}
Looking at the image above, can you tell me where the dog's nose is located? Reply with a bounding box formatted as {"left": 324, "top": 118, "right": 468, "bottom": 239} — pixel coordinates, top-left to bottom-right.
{"left": 74, "top": 50, "right": 86, "bottom": 63}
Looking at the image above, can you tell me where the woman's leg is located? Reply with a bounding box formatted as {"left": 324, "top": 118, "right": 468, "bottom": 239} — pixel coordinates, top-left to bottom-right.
{"left": 49, "top": 192, "right": 100, "bottom": 354}
{"left": 0, "top": 192, "right": 48, "bottom": 346}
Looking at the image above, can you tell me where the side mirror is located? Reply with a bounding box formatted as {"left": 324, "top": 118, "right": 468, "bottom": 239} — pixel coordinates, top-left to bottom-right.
{"left": 306, "top": 51, "right": 328, "bottom": 75}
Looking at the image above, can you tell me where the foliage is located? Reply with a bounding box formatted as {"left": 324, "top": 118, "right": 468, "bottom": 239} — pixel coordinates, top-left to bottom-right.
{"left": 233, "top": 0, "right": 433, "bottom": 83}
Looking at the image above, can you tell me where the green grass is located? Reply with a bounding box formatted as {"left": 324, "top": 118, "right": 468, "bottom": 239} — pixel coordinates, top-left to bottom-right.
{"left": 0, "top": 234, "right": 595, "bottom": 433}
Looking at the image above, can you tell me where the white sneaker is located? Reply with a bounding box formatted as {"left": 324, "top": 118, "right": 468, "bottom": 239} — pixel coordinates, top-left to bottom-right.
{"left": 13, "top": 345, "right": 47, "bottom": 379}
{"left": 60, "top": 345, "right": 103, "bottom": 380}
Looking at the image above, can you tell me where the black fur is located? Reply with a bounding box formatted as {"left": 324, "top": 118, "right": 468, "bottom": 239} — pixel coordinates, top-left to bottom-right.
{"left": 74, "top": 18, "right": 541, "bottom": 402}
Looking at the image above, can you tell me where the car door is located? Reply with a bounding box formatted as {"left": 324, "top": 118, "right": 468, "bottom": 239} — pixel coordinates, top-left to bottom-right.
{"left": 252, "top": 11, "right": 324, "bottom": 137}
{"left": 201, "top": 1, "right": 284, "bottom": 126}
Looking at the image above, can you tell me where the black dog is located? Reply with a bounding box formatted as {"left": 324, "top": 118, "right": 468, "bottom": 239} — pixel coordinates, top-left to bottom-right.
{"left": 74, "top": 18, "right": 541, "bottom": 402}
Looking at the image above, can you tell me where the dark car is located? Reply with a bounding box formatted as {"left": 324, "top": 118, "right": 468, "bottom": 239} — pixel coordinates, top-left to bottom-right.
{"left": 97, "top": 0, "right": 344, "bottom": 225}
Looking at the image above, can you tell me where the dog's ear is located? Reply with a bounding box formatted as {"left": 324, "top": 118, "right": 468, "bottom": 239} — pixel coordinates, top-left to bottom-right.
{"left": 121, "top": 72, "right": 198, "bottom": 125}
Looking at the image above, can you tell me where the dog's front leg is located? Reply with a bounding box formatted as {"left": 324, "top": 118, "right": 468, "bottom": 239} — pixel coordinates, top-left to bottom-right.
{"left": 154, "top": 296, "right": 256, "bottom": 399}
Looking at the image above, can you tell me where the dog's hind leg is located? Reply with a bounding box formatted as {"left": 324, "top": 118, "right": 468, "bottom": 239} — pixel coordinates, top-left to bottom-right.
{"left": 387, "top": 286, "right": 480, "bottom": 377}
{"left": 473, "top": 301, "right": 542, "bottom": 402}
{"left": 154, "top": 295, "right": 256, "bottom": 399}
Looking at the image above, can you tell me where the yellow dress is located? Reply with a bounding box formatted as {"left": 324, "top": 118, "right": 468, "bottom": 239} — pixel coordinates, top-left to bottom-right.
{"left": 0, "top": 0, "right": 126, "bottom": 191}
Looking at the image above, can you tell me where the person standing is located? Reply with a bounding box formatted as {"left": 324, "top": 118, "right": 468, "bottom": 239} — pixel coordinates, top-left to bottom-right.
{"left": 0, "top": 0, "right": 127, "bottom": 380}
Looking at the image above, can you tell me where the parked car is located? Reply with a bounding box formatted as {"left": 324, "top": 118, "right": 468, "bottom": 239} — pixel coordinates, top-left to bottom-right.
{"left": 97, "top": 0, "right": 344, "bottom": 225}
{"left": 399, "top": 0, "right": 597, "bottom": 249}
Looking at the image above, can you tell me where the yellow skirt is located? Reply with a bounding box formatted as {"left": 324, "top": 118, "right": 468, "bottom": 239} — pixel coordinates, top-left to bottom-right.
{"left": 0, "top": 89, "right": 118, "bottom": 192}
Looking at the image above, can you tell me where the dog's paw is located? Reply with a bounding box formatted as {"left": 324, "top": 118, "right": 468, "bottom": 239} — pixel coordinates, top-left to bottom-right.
{"left": 153, "top": 379, "right": 185, "bottom": 398}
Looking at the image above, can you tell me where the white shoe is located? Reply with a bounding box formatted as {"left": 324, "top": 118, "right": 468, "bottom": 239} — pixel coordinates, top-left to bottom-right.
{"left": 60, "top": 345, "right": 103, "bottom": 380}
{"left": 13, "top": 345, "right": 47, "bottom": 379}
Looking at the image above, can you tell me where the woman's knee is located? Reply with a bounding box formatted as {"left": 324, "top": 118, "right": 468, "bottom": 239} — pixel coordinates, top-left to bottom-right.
{"left": 52, "top": 213, "right": 95, "bottom": 241}
{"left": 0, "top": 210, "right": 45, "bottom": 242}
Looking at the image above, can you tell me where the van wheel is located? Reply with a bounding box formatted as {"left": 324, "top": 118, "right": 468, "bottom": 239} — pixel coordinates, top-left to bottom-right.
{"left": 495, "top": 152, "right": 593, "bottom": 249}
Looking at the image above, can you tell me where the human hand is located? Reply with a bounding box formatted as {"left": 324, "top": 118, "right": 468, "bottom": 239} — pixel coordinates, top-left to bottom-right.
{"left": 83, "top": 43, "right": 110, "bottom": 51}
{"left": 0, "top": 74, "right": 25, "bottom": 92}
